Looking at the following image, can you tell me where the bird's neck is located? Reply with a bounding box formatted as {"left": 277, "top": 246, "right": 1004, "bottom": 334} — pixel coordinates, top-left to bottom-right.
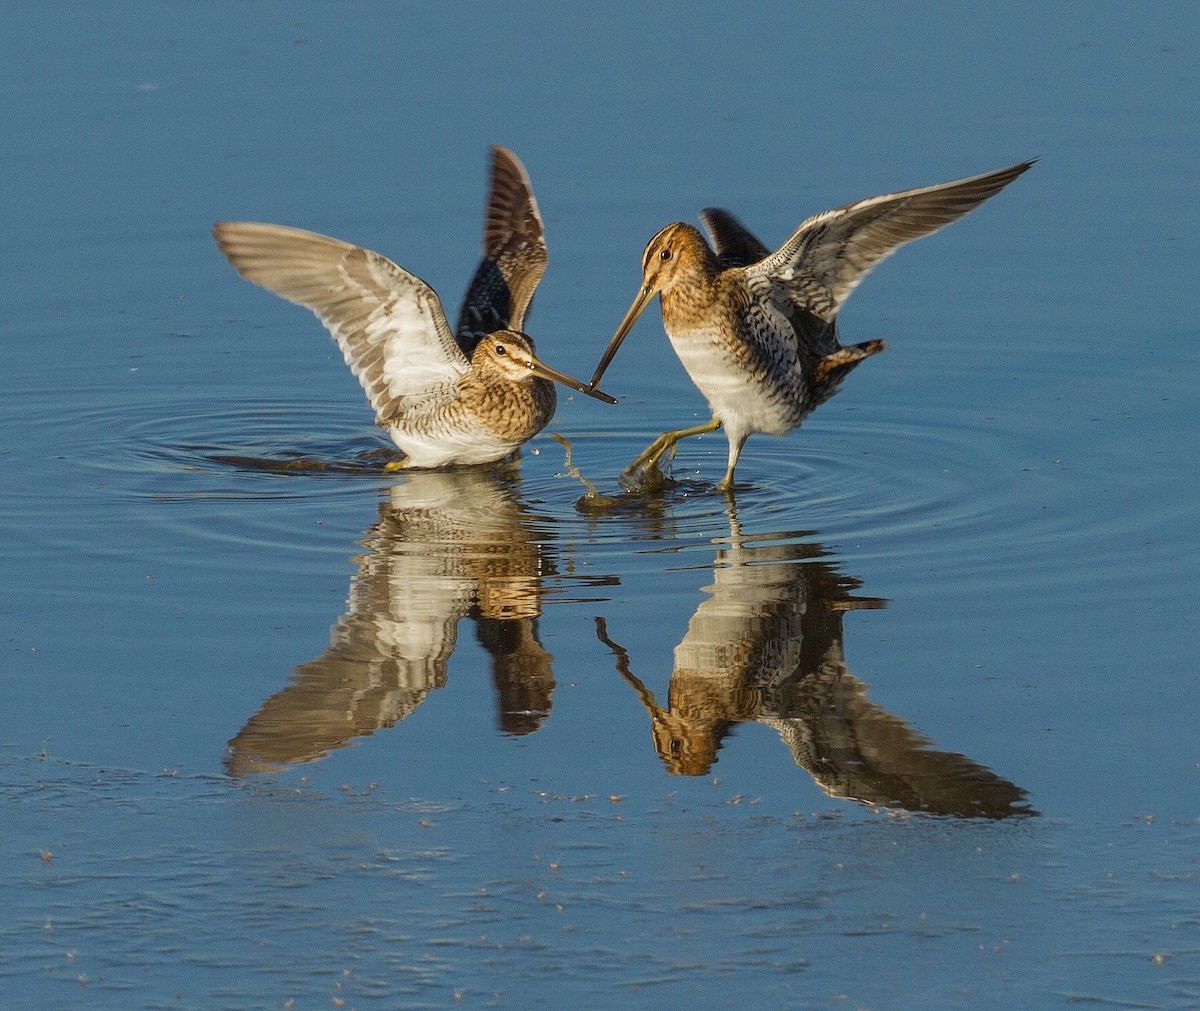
{"left": 660, "top": 242, "right": 720, "bottom": 316}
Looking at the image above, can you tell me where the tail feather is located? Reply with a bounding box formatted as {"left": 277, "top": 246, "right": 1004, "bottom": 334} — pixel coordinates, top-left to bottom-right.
{"left": 813, "top": 339, "right": 887, "bottom": 383}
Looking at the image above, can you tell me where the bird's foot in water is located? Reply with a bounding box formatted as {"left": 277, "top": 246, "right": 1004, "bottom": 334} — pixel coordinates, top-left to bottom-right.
{"left": 619, "top": 434, "right": 680, "bottom": 492}
{"left": 619, "top": 417, "right": 722, "bottom": 492}
{"left": 619, "top": 462, "right": 674, "bottom": 494}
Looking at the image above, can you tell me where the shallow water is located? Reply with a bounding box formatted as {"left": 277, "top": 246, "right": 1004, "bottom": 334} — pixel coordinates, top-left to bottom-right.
{"left": 4, "top": 4, "right": 1199, "bottom": 1008}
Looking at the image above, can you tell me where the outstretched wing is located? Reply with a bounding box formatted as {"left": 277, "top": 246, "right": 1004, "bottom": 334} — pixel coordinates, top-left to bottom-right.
{"left": 454, "top": 146, "right": 548, "bottom": 356}
{"left": 698, "top": 208, "right": 771, "bottom": 269}
{"left": 746, "top": 160, "right": 1034, "bottom": 319}
{"left": 214, "top": 222, "right": 467, "bottom": 421}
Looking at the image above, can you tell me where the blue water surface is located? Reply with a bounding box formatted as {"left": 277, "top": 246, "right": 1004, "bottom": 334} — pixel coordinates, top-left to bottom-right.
{"left": 2, "top": 3, "right": 1198, "bottom": 1008}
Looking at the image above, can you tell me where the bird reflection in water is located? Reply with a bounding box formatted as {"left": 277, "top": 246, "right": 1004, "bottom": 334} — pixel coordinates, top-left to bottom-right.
{"left": 596, "top": 516, "right": 1033, "bottom": 819}
{"left": 226, "top": 468, "right": 558, "bottom": 774}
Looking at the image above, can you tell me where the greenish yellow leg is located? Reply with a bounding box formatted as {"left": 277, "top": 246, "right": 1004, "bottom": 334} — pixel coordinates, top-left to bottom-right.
{"left": 714, "top": 432, "right": 749, "bottom": 494}
{"left": 624, "top": 417, "right": 721, "bottom": 480}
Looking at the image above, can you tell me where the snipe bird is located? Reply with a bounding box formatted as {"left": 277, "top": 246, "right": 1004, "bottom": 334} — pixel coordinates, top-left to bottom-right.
{"left": 589, "top": 160, "right": 1034, "bottom": 490}
{"left": 214, "top": 147, "right": 614, "bottom": 470}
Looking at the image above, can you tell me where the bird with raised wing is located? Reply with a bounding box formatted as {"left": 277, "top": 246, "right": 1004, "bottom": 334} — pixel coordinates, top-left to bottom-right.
{"left": 589, "top": 160, "right": 1034, "bottom": 491}
{"left": 214, "top": 147, "right": 614, "bottom": 470}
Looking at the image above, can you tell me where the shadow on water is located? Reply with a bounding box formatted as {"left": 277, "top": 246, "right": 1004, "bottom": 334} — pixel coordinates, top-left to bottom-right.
{"left": 205, "top": 446, "right": 403, "bottom": 474}
{"left": 595, "top": 510, "right": 1035, "bottom": 820}
{"left": 225, "top": 466, "right": 565, "bottom": 775}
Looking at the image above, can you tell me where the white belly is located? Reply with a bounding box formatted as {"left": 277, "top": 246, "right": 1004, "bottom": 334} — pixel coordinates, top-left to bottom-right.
{"left": 667, "top": 326, "right": 799, "bottom": 439}
{"left": 387, "top": 425, "right": 517, "bottom": 468}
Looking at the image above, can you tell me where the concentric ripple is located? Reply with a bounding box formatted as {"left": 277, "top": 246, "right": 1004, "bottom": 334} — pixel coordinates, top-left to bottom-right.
{"left": 520, "top": 396, "right": 1196, "bottom": 603}
{"left": 106, "top": 398, "right": 401, "bottom": 489}
{"left": 5, "top": 380, "right": 1190, "bottom": 604}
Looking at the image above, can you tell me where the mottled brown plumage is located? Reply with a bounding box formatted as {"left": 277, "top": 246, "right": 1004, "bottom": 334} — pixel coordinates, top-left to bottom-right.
{"left": 214, "top": 148, "right": 613, "bottom": 469}
{"left": 590, "top": 160, "right": 1034, "bottom": 490}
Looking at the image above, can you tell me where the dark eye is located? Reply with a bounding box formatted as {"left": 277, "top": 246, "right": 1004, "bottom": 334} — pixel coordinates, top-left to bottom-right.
{"left": 659, "top": 249, "right": 672, "bottom": 261}
{"left": 494, "top": 344, "right": 507, "bottom": 356}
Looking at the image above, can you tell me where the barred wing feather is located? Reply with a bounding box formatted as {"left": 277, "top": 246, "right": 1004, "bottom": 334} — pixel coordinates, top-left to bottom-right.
{"left": 214, "top": 222, "right": 467, "bottom": 422}
{"left": 747, "top": 161, "right": 1034, "bottom": 319}
{"left": 454, "top": 146, "right": 547, "bottom": 356}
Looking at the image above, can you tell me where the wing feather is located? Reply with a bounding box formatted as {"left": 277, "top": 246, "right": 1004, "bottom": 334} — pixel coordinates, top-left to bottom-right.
{"left": 698, "top": 208, "right": 771, "bottom": 269}
{"left": 214, "top": 222, "right": 467, "bottom": 420}
{"left": 454, "top": 146, "right": 548, "bottom": 355}
{"left": 747, "top": 161, "right": 1034, "bottom": 319}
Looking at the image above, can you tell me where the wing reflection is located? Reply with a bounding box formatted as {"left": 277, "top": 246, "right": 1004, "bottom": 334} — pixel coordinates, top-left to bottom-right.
{"left": 226, "top": 468, "right": 554, "bottom": 775}
{"left": 598, "top": 519, "right": 1033, "bottom": 818}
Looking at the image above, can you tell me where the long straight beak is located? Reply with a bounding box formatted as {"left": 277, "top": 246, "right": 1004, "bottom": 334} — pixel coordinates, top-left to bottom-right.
{"left": 588, "top": 284, "right": 655, "bottom": 389}
{"left": 529, "top": 356, "right": 618, "bottom": 404}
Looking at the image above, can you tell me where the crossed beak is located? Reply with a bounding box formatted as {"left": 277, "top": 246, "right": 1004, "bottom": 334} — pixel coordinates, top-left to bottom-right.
{"left": 588, "top": 282, "right": 655, "bottom": 390}
{"left": 528, "top": 355, "right": 618, "bottom": 404}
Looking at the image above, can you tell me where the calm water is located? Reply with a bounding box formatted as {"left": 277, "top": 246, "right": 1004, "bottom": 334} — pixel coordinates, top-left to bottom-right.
{"left": 3, "top": 4, "right": 1199, "bottom": 1008}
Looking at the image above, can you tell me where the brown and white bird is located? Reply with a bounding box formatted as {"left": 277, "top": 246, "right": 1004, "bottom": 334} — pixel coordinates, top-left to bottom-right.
{"left": 214, "top": 146, "right": 614, "bottom": 470}
{"left": 589, "top": 160, "right": 1034, "bottom": 490}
